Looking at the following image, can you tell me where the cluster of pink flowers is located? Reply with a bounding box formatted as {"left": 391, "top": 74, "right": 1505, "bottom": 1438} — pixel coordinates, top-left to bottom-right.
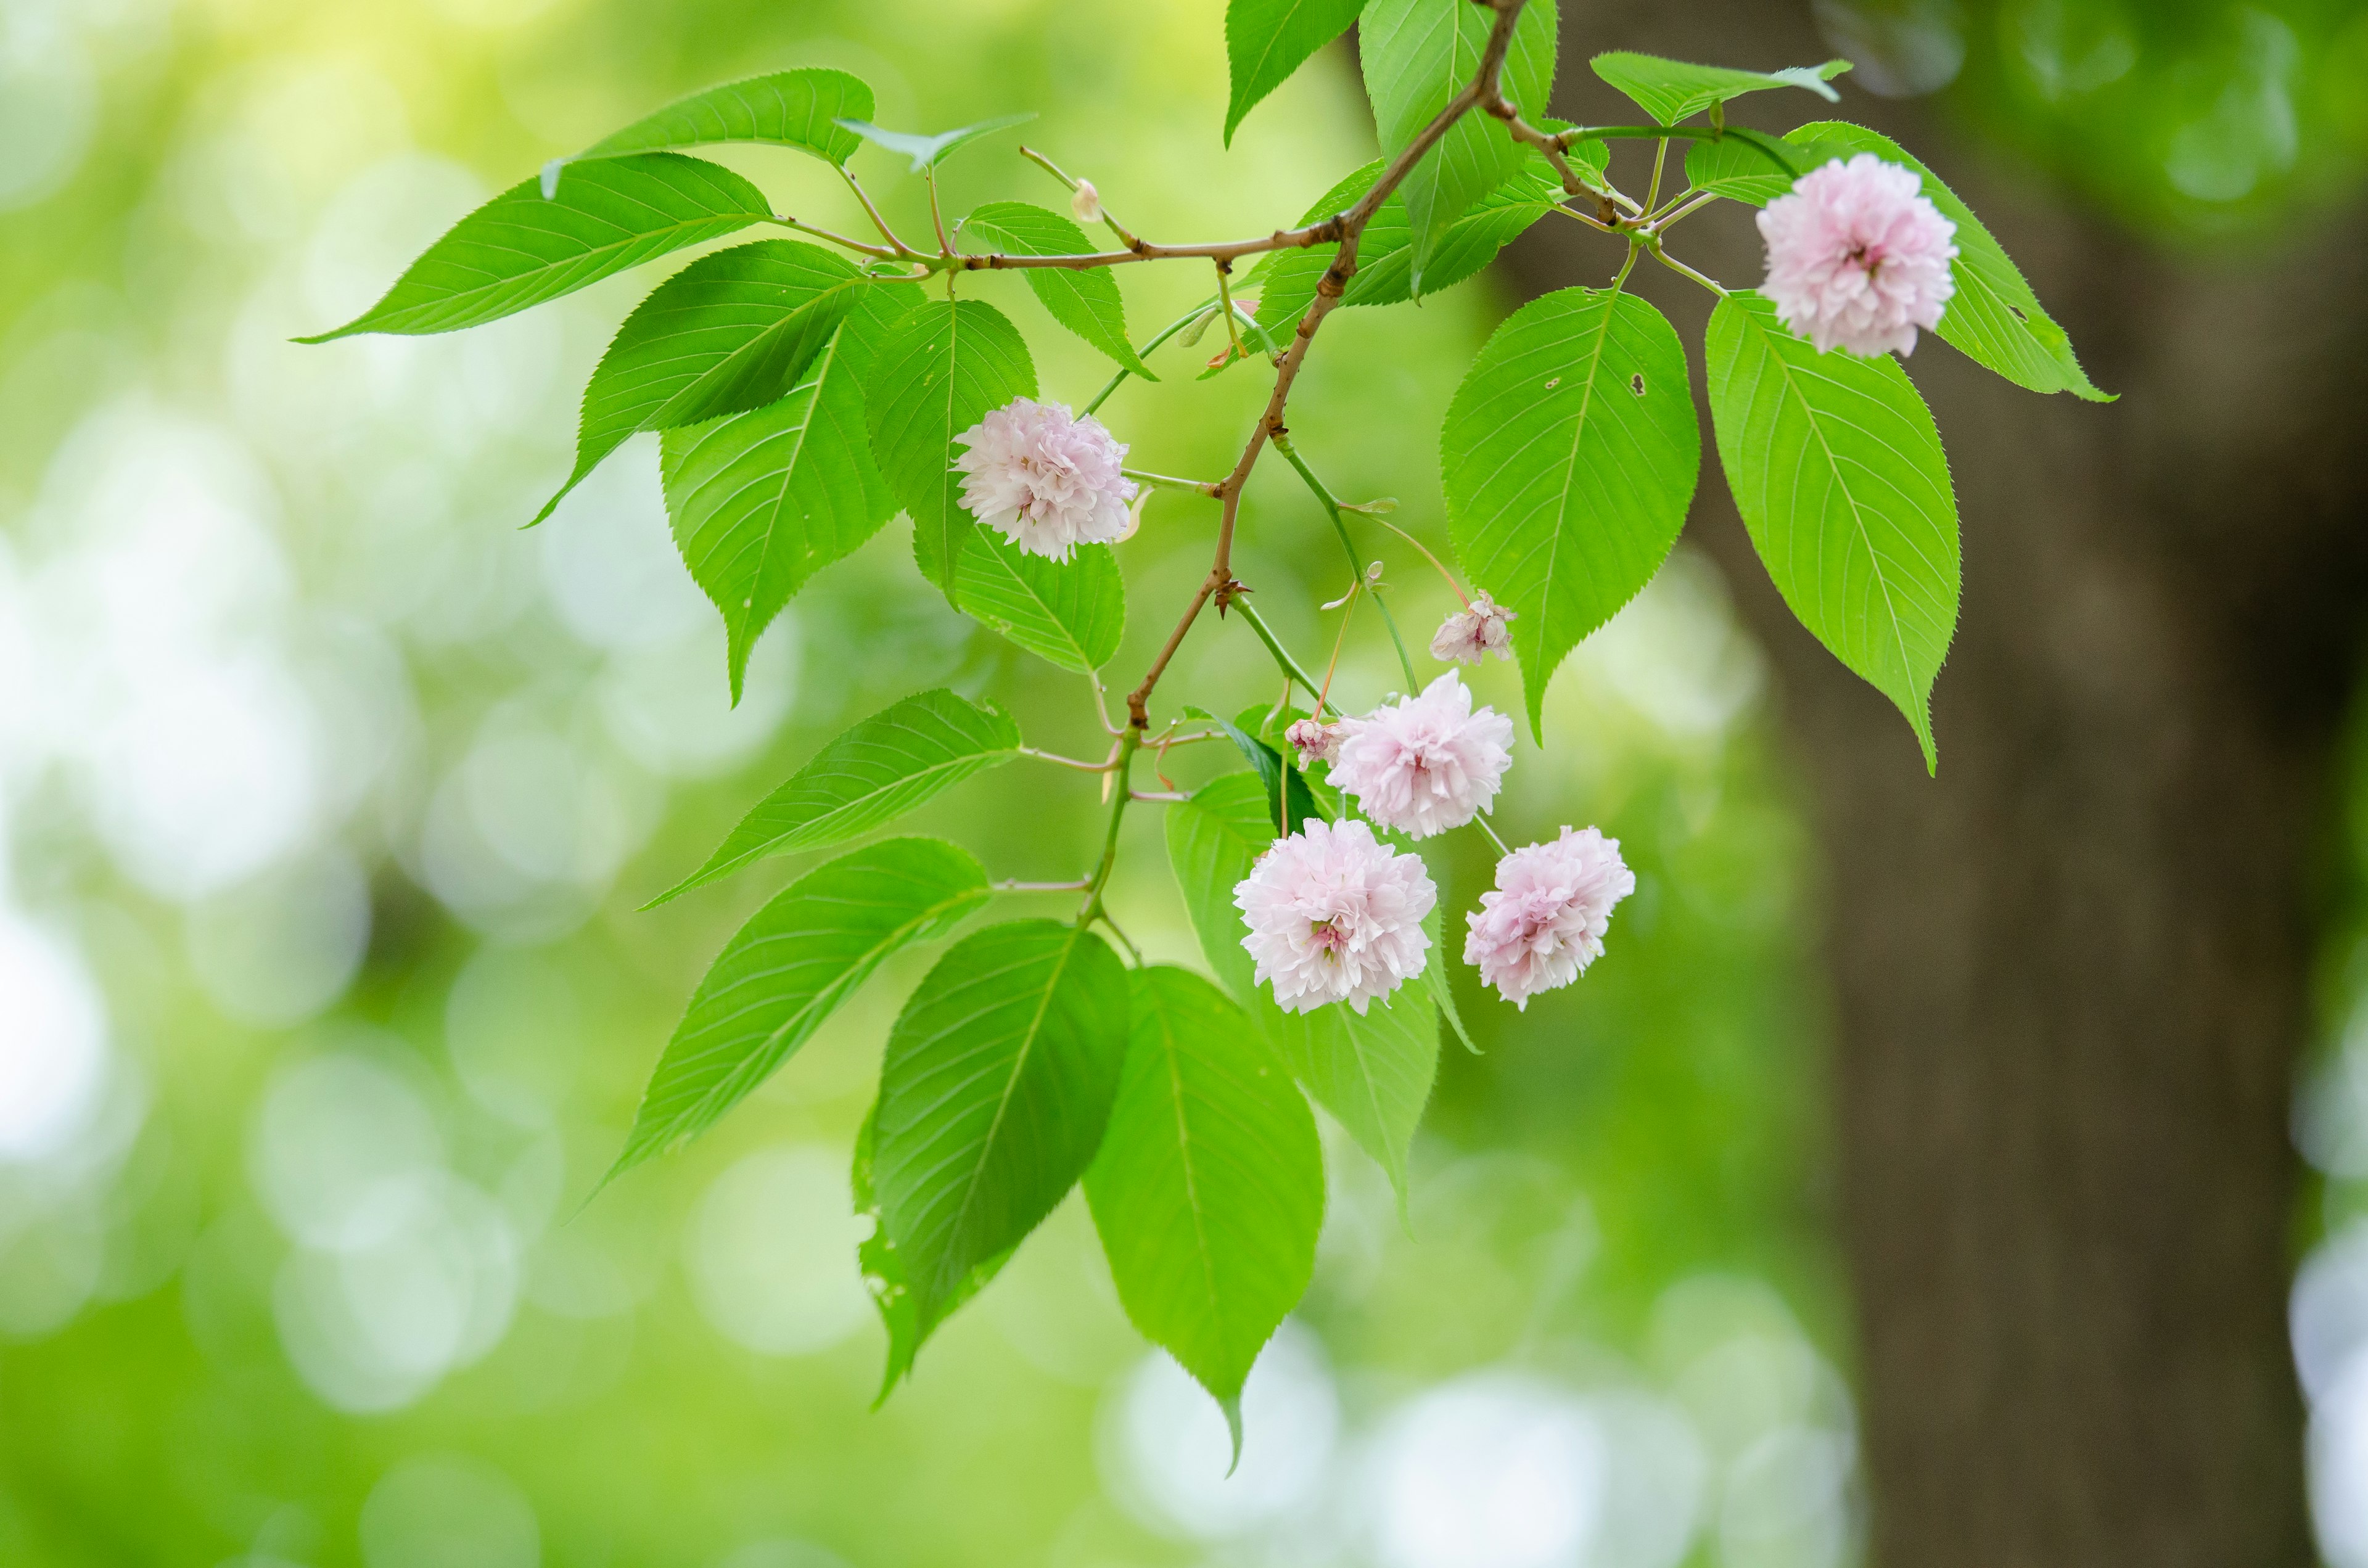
{"left": 952, "top": 398, "right": 1137, "bottom": 560}
{"left": 1231, "top": 667, "right": 1634, "bottom": 1013}
{"left": 1758, "top": 154, "right": 1957, "bottom": 358}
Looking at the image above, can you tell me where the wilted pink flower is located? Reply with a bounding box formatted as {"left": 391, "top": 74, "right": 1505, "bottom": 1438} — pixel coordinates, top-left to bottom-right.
{"left": 953, "top": 398, "right": 1138, "bottom": 561}
{"left": 1463, "top": 827, "right": 1635, "bottom": 1009}
{"left": 1071, "top": 179, "right": 1103, "bottom": 225}
{"left": 1235, "top": 818, "right": 1436, "bottom": 1014}
{"left": 1430, "top": 592, "right": 1516, "bottom": 665}
{"left": 1285, "top": 717, "right": 1341, "bottom": 766}
{"left": 1330, "top": 671, "right": 1514, "bottom": 839}
{"left": 1757, "top": 154, "right": 1957, "bottom": 357}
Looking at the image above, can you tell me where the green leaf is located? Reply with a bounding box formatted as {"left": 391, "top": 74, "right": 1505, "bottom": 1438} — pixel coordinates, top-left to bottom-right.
{"left": 663, "top": 280, "right": 923, "bottom": 700}
{"left": 1589, "top": 51, "right": 1848, "bottom": 125}
{"left": 865, "top": 299, "right": 1037, "bottom": 600}
{"left": 837, "top": 113, "right": 1036, "bottom": 173}
{"left": 650, "top": 688, "right": 1022, "bottom": 903}
{"left": 1243, "top": 160, "right": 1565, "bottom": 361}
{"left": 1705, "top": 291, "right": 1959, "bottom": 772}
{"left": 1766, "top": 123, "right": 2111, "bottom": 401}
{"left": 1442, "top": 286, "right": 1701, "bottom": 740}
{"left": 300, "top": 155, "right": 775, "bottom": 343}
{"left": 606, "top": 839, "right": 989, "bottom": 1189}
{"left": 1183, "top": 705, "right": 1330, "bottom": 834}
{"left": 1682, "top": 128, "right": 1847, "bottom": 205}
{"left": 534, "top": 240, "right": 868, "bottom": 526}
{"left": 873, "top": 919, "right": 1132, "bottom": 1341}
{"left": 1085, "top": 966, "right": 1323, "bottom": 1453}
{"left": 1164, "top": 774, "right": 1439, "bottom": 1204}
{"left": 958, "top": 202, "right": 1154, "bottom": 378}
{"left": 1223, "top": 0, "right": 1369, "bottom": 146}
{"left": 855, "top": 1098, "right": 1012, "bottom": 1403}
{"left": 954, "top": 531, "right": 1126, "bottom": 672}
{"left": 548, "top": 67, "right": 873, "bottom": 192}
{"left": 1360, "top": 0, "right": 1557, "bottom": 293}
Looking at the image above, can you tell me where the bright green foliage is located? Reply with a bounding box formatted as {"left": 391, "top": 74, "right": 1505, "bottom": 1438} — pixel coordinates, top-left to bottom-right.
{"left": 1444, "top": 286, "right": 1701, "bottom": 739}
{"left": 1246, "top": 160, "right": 1570, "bottom": 353}
{"left": 652, "top": 689, "right": 1022, "bottom": 903}
{"left": 663, "top": 280, "right": 922, "bottom": 700}
{"left": 853, "top": 1100, "right": 1012, "bottom": 1402}
{"left": 955, "top": 532, "right": 1127, "bottom": 671}
{"left": 1684, "top": 128, "right": 1851, "bottom": 204}
{"left": 1223, "top": 0, "right": 1368, "bottom": 145}
{"left": 535, "top": 240, "right": 867, "bottom": 525}
{"left": 1360, "top": 0, "right": 1558, "bottom": 292}
{"left": 1706, "top": 291, "right": 1959, "bottom": 772}
{"left": 1185, "top": 705, "right": 1330, "bottom": 834}
{"left": 549, "top": 67, "right": 874, "bottom": 190}
{"left": 1588, "top": 51, "right": 1848, "bottom": 125}
{"left": 1787, "top": 123, "right": 2110, "bottom": 401}
{"left": 1165, "top": 774, "right": 1441, "bottom": 1203}
{"left": 837, "top": 113, "right": 1037, "bottom": 173}
{"left": 300, "top": 155, "right": 775, "bottom": 343}
{"left": 607, "top": 839, "right": 990, "bottom": 1187}
{"left": 865, "top": 299, "right": 1037, "bottom": 598}
{"left": 1085, "top": 966, "right": 1324, "bottom": 1451}
{"left": 958, "top": 202, "right": 1154, "bottom": 377}
{"left": 873, "top": 921, "right": 1132, "bottom": 1342}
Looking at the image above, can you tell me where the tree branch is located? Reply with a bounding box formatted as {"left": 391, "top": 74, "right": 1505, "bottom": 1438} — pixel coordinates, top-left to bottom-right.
{"left": 1121, "top": 0, "right": 1538, "bottom": 729}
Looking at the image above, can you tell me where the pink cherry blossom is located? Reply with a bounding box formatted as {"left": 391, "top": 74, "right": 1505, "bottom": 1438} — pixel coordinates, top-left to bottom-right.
{"left": 1430, "top": 592, "right": 1516, "bottom": 665}
{"left": 1329, "top": 671, "right": 1514, "bottom": 839}
{"left": 1235, "top": 818, "right": 1436, "bottom": 1014}
{"left": 1071, "top": 179, "right": 1103, "bottom": 225}
{"left": 1757, "top": 154, "right": 1958, "bottom": 357}
{"left": 1285, "top": 717, "right": 1341, "bottom": 766}
{"left": 952, "top": 398, "right": 1138, "bottom": 561}
{"left": 1463, "top": 827, "right": 1635, "bottom": 1009}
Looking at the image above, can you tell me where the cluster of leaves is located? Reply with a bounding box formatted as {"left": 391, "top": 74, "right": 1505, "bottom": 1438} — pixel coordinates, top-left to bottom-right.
{"left": 305, "top": 0, "right": 2100, "bottom": 1443}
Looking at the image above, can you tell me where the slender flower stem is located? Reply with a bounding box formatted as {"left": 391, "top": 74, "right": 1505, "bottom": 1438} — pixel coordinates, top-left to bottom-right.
{"left": 1652, "top": 191, "right": 1721, "bottom": 232}
{"left": 1077, "top": 728, "right": 1143, "bottom": 927}
{"left": 1214, "top": 259, "right": 1248, "bottom": 364}
{"left": 1318, "top": 584, "right": 1359, "bottom": 711}
{"left": 1475, "top": 815, "right": 1512, "bottom": 856}
{"left": 995, "top": 878, "right": 1095, "bottom": 892}
{"left": 1122, "top": 469, "right": 1222, "bottom": 496}
{"left": 1234, "top": 599, "right": 1335, "bottom": 715}
{"left": 924, "top": 167, "right": 953, "bottom": 253}
{"left": 841, "top": 168, "right": 918, "bottom": 257}
{"left": 1646, "top": 138, "right": 1671, "bottom": 214}
{"left": 1019, "top": 744, "right": 1122, "bottom": 772}
{"left": 1128, "top": 789, "right": 1188, "bottom": 803}
{"left": 1082, "top": 299, "right": 1221, "bottom": 417}
{"left": 767, "top": 215, "right": 899, "bottom": 259}
{"left": 1645, "top": 239, "right": 1728, "bottom": 297}
{"left": 1272, "top": 432, "right": 1428, "bottom": 689}
{"left": 1122, "top": 0, "right": 1537, "bottom": 732}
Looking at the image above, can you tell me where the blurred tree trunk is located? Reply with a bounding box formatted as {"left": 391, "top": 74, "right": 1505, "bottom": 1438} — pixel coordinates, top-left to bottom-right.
{"left": 1502, "top": 4, "right": 2368, "bottom": 1564}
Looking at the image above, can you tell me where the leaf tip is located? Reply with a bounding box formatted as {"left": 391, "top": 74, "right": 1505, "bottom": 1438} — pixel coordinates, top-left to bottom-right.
{"left": 1220, "top": 1394, "right": 1246, "bottom": 1474}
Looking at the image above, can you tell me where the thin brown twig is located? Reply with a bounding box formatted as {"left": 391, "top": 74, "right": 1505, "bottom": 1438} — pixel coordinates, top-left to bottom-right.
{"left": 1122, "top": 0, "right": 1539, "bottom": 730}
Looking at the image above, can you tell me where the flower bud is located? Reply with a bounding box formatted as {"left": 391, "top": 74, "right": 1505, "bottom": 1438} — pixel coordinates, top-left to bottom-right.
{"left": 1071, "top": 179, "right": 1103, "bottom": 225}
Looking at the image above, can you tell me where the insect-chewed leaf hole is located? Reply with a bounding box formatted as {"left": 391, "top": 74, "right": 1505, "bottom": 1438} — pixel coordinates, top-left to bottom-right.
{"left": 1629, "top": 372, "right": 1646, "bottom": 395}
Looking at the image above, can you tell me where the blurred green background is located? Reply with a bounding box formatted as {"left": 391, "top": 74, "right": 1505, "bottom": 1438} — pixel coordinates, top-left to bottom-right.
{"left": 0, "top": 0, "right": 2362, "bottom": 1565}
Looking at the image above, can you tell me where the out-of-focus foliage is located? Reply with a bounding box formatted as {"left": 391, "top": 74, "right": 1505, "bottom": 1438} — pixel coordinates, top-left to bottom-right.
{"left": 1823, "top": 0, "right": 2368, "bottom": 232}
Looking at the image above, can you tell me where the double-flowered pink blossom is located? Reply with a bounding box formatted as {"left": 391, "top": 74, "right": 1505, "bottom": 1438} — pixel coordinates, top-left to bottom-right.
{"left": 1430, "top": 592, "right": 1516, "bottom": 665}
{"left": 1235, "top": 818, "right": 1436, "bottom": 1014}
{"left": 1758, "top": 154, "right": 1957, "bottom": 358}
{"left": 1463, "top": 827, "right": 1635, "bottom": 1009}
{"left": 953, "top": 398, "right": 1137, "bottom": 562}
{"left": 1285, "top": 717, "right": 1342, "bottom": 766}
{"left": 1330, "top": 671, "right": 1514, "bottom": 839}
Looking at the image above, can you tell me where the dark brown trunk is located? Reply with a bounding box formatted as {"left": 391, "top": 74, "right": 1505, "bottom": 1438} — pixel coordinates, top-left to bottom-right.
{"left": 1506, "top": 4, "right": 2368, "bottom": 1562}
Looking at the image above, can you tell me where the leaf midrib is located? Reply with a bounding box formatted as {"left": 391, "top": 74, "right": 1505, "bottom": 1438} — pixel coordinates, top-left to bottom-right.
{"left": 1739, "top": 302, "right": 1917, "bottom": 721}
